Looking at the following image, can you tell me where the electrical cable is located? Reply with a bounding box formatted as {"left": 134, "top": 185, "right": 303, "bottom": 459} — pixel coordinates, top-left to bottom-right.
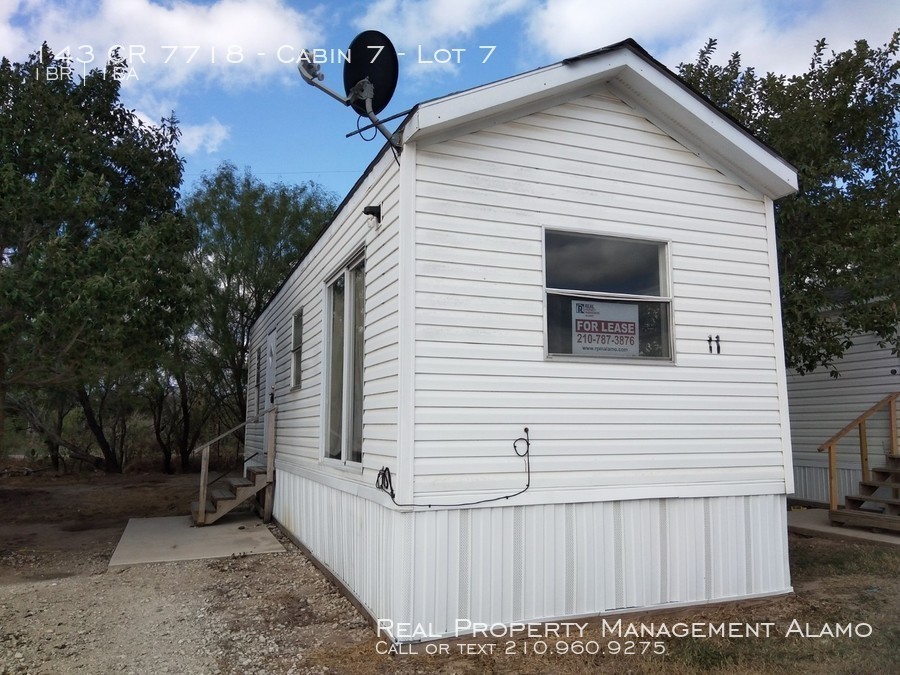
{"left": 356, "top": 115, "right": 379, "bottom": 142}
{"left": 375, "top": 427, "right": 531, "bottom": 508}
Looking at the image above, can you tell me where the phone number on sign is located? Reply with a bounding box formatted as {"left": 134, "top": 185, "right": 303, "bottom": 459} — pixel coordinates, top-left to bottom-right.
{"left": 504, "top": 640, "right": 667, "bottom": 656}
{"left": 576, "top": 334, "right": 636, "bottom": 346}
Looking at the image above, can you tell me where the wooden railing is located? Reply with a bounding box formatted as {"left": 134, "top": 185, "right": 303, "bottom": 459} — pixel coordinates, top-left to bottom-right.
{"left": 817, "top": 392, "right": 898, "bottom": 511}
{"left": 195, "top": 407, "right": 277, "bottom": 525}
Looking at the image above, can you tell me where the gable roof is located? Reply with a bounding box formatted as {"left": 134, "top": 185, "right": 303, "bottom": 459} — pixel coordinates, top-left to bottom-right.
{"left": 399, "top": 38, "right": 797, "bottom": 199}
{"left": 259, "top": 39, "right": 798, "bottom": 320}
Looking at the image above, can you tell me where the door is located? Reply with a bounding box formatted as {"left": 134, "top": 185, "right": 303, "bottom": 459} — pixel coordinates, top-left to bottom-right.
{"left": 262, "top": 330, "right": 276, "bottom": 461}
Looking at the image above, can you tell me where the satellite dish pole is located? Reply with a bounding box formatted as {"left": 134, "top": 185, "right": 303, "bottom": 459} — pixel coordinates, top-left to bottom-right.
{"left": 297, "top": 31, "right": 401, "bottom": 152}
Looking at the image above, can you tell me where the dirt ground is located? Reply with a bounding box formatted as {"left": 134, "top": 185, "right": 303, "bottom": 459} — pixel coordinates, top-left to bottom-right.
{"left": 1, "top": 471, "right": 899, "bottom": 674}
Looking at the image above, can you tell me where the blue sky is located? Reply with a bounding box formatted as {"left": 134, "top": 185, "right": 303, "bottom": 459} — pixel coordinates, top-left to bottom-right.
{"left": 3, "top": 1, "right": 898, "bottom": 201}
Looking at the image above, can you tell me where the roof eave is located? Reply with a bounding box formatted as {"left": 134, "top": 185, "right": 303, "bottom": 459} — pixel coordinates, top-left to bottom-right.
{"left": 402, "top": 42, "right": 797, "bottom": 200}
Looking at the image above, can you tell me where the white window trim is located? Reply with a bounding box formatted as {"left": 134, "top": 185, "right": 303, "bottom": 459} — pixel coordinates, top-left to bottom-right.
{"left": 290, "top": 309, "right": 303, "bottom": 390}
{"left": 320, "top": 250, "right": 366, "bottom": 469}
{"left": 255, "top": 345, "right": 264, "bottom": 413}
{"left": 541, "top": 226, "right": 676, "bottom": 364}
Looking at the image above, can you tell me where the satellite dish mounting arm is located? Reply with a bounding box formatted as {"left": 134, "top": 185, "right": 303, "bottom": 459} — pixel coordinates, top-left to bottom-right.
{"left": 297, "top": 53, "right": 346, "bottom": 104}
{"left": 298, "top": 50, "right": 401, "bottom": 152}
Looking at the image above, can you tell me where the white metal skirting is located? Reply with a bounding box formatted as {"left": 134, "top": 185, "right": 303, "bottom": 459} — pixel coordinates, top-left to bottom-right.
{"left": 792, "top": 464, "right": 862, "bottom": 505}
{"left": 274, "top": 471, "right": 791, "bottom": 641}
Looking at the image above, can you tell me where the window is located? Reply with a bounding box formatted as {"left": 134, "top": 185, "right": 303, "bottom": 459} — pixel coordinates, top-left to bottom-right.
{"left": 255, "top": 345, "right": 264, "bottom": 412}
{"left": 291, "top": 310, "right": 303, "bottom": 388}
{"left": 324, "top": 255, "right": 365, "bottom": 464}
{"left": 544, "top": 230, "right": 671, "bottom": 359}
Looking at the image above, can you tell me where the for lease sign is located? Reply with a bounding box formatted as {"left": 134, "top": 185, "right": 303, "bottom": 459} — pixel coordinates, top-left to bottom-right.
{"left": 572, "top": 301, "right": 639, "bottom": 356}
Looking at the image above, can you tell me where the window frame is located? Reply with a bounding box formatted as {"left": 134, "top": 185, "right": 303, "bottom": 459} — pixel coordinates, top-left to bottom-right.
{"left": 255, "top": 345, "right": 264, "bottom": 413}
{"left": 321, "top": 250, "right": 366, "bottom": 469}
{"left": 291, "top": 309, "right": 303, "bottom": 389}
{"left": 542, "top": 227, "right": 675, "bottom": 363}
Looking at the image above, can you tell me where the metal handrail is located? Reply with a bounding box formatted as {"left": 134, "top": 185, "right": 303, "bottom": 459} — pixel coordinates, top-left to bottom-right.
{"left": 817, "top": 392, "right": 898, "bottom": 511}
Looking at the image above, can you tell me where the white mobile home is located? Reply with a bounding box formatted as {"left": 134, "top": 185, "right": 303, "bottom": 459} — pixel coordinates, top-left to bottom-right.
{"left": 788, "top": 333, "right": 900, "bottom": 506}
{"left": 245, "top": 39, "right": 798, "bottom": 641}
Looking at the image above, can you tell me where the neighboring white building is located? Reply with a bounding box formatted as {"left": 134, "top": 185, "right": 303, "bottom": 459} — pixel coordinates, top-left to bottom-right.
{"left": 788, "top": 333, "right": 900, "bottom": 505}
{"left": 245, "top": 39, "right": 798, "bottom": 642}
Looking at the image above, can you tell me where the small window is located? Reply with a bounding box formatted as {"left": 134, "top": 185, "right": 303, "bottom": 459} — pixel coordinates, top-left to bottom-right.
{"left": 544, "top": 230, "right": 671, "bottom": 359}
{"left": 291, "top": 310, "right": 303, "bottom": 388}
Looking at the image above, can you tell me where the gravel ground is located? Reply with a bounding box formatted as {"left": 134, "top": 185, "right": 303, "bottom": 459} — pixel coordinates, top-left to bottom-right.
{"left": 0, "top": 522, "right": 374, "bottom": 675}
{"left": 0, "top": 473, "right": 378, "bottom": 675}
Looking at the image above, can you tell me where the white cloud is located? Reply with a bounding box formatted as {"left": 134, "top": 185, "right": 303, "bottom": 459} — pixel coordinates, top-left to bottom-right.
{"left": 524, "top": 0, "right": 900, "bottom": 76}
{"left": 356, "top": 0, "right": 530, "bottom": 44}
{"left": 2, "top": 1, "right": 328, "bottom": 159}
{"left": 5, "top": 0, "right": 325, "bottom": 91}
{"left": 179, "top": 118, "right": 231, "bottom": 154}
{"left": 658, "top": 0, "right": 900, "bottom": 76}
{"left": 354, "top": 0, "right": 531, "bottom": 78}
{"left": 0, "top": 1, "right": 30, "bottom": 58}
{"left": 525, "top": 0, "right": 710, "bottom": 58}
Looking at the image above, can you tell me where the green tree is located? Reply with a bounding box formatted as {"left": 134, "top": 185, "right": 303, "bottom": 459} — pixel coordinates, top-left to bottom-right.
{"left": 184, "top": 163, "right": 336, "bottom": 441}
{"left": 143, "top": 334, "right": 214, "bottom": 473}
{"left": 679, "top": 32, "right": 900, "bottom": 374}
{"left": 0, "top": 45, "right": 196, "bottom": 468}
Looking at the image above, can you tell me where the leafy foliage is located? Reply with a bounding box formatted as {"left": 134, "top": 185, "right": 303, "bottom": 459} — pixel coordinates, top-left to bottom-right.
{"left": 143, "top": 334, "right": 216, "bottom": 473}
{"left": 0, "top": 45, "right": 196, "bottom": 469}
{"left": 679, "top": 32, "right": 900, "bottom": 374}
{"left": 184, "top": 162, "right": 336, "bottom": 438}
{"left": 1, "top": 48, "right": 336, "bottom": 472}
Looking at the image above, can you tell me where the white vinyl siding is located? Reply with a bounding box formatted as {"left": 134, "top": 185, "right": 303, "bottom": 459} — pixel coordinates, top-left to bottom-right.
{"left": 787, "top": 332, "right": 900, "bottom": 504}
{"left": 253, "top": 45, "right": 797, "bottom": 640}
{"left": 245, "top": 153, "right": 401, "bottom": 486}
{"left": 411, "top": 90, "right": 788, "bottom": 501}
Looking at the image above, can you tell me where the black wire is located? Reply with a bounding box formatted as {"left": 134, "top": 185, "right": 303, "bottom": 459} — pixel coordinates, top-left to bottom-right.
{"left": 352, "top": 115, "right": 401, "bottom": 164}
{"left": 374, "top": 465, "right": 395, "bottom": 498}
{"left": 375, "top": 428, "right": 531, "bottom": 509}
{"left": 356, "top": 115, "right": 378, "bottom": 142}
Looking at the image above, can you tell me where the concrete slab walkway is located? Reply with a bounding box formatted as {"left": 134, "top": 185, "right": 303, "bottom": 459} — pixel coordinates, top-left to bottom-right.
{"left": 787, "top": 507, "right": 900, "bottom": 547}
{"left": 109, "top": 511, "right": 284, "bottom": 569}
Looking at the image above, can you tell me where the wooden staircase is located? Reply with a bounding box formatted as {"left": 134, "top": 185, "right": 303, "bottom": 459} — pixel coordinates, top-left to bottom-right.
{"left": 819, "top": 392, "right": 899, "bottom": 533}
{"left": 830, "top": 454, "right": 900, "bottom": 532}
{"left": 190, "top": 407, "right": 276, "bottom": 526}
{"left": 191, "top": 465, "right": 271, "bottom": 526}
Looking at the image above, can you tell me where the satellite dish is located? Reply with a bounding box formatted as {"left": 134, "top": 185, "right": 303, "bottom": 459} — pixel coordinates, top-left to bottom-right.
{"left": 343, "top": 30, "right": 398, "bottom": 116}
{"left": 297, "top": 30, "right": 402, "bottom": 151}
